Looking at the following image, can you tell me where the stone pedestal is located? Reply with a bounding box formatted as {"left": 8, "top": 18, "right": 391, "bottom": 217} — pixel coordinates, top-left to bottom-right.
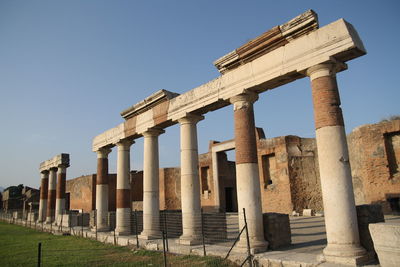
{"left": 140, "top": 128, "right": 164, "bottom": 240}
{"left": 115, "top": 139, "right": 134, "bottom": 235}
{"left": 38, "top": 171, "right": 49, "bottom": 222}
{"left": 307, "top": 63, "right": 366, "bottom": 264}
{"left": 95, "top": 147, "right": 112, "bottom": 232}
{"left": 369, "top": 223, "right": 400, "bottom": 267}
{"left": 178, "top": 114, "right": 203, "bottom": 245}
{"left": 46, "top": 168, "right": 57, "bottom": 224}
{"left": 230, "top": 92, "right": 268, "bottom": 252}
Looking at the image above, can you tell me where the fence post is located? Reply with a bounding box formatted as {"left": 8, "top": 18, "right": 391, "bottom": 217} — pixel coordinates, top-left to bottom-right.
{"left": 162, "top": 231, "right": 167, "bottom": 267}
{"left": 37, "top": 242, "right": 42, "bottom": 267}
{"left": 50, "top": 219, "right": 52, "bottom": 233}
{"left": 163, "top": 211, "right": 169, "bottom": 252}
{"left": 113, "top": 228, "right": 116, "bottom": 245}
{"left": 81, "top": 212, "right": 84, "bottom": 237}
{"left": 134, "top": 209, "right": 139, "bottom": 248}
{"left": 201, "top": 208, "right": 206, "bottom": 256}
{"left": 243, "top": 208, "right": 252, "bottom": 267}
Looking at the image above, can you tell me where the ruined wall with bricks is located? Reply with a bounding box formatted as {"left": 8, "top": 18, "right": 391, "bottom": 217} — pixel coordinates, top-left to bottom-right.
{"left": 348, "top": 119, "right": 400, "bottom": 213}
{"left": 256, "top": 130, "right": 322, "bottom": 214}
{"left": 159, "top": 168, "right": 181, "bottom": 210}
{"left": 66, "top": 175, "right": 96, "bottom": 212}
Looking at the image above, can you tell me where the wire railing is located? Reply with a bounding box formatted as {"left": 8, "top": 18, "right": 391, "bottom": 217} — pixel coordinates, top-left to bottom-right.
{"left": 0, "top": 208, "right": 255, "bottom": 266}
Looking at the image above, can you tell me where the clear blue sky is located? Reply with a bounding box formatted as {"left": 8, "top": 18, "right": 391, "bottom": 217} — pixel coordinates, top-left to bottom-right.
{"left": 0, "top": 0, "right": 398, "bottom": 189}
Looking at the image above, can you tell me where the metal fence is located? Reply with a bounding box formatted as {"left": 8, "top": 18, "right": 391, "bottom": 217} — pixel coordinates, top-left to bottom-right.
{"left": 0, "top": 208, "right": 254, "bottom": 267}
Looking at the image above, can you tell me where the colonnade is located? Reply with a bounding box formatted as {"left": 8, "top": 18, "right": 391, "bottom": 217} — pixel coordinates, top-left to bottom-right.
{"left": 93, "top": 61, "right": 366, "bottom": 262}
{"left": 37, "top": 154, "right": 70, "bottom": 224}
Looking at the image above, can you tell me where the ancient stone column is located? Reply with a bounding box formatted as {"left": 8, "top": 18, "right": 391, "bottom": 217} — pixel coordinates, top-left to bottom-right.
{"left": 307, "top": 63, "right": 366, "bottom": 263}
{"left": 96, "top": 147, "right": 112, "bottom": 232}
{"left": 46, "top": 167, "right": 57, "bottom": 224}
{"left": 115, "top": 139, "right": 134, "bottom": 235}
{"left": 140, "top": 128, "right": 164, "bottom": 240}
{"left": 178, "top": 114, "right": 203, "bottom": 245}
{"left": 55, "top": 164, "right": 67, "bottom": 224}
{"left": 38, "top": 171, "right": 49, "bottom": 222}
{"left": 230, "top": 92, "right": 268, "bottom": 251}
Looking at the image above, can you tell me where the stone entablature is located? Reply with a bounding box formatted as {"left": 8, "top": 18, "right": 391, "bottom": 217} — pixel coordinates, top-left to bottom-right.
{"left": 92, "top": 14, "right": 365, "bottom": 152}
{"left": 39, "top": 153, "right": 70, "bottom": 172}
{"left": 213, "top": 10, "right": 319, "bottom": 74}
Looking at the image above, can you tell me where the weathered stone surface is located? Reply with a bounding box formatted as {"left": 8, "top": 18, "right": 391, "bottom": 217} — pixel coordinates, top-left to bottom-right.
{"left": 348, "top": 119, "right": 400, "bottom": 214}
{"left": 356, "top": 204, "right": 384, "bottom": 256}
{"left": 39, "top": 153, "right": 70, "bottom": 172}
{"left": 263, "top": 213, "right": 291, "bottom": 249}
{"left": 369, "top": 222, "right": 400, "bottom": 267}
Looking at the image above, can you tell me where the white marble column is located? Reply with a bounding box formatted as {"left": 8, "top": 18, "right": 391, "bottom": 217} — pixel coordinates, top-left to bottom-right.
{"left": 115, "top": 139, "right": 134, "bottom": 235}
{"left": 55, "top": 164, "right": 67, "bottom": 224}
{"left": 46, "top": 168, "right": 57, "bottom": 224}
{"left": 96, "top": 147, "right": 112, "bottom": 232}
{"left": 38, "top": 171, "right": 49, "bottom": 222}
{"left": 230, "top": 92, "right": 268, "bottom": 252}
{"left": 307, "top": 63, "right": 366, "bottom": 264}
{"left": 178, "top": 113, "right": 203, "bottom": 245}
{"left": 139, "top": 128, "right": 164, "bottom": 240}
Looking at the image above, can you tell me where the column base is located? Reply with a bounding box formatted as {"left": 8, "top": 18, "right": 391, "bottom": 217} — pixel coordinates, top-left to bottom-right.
{"left": 139, "top": 230, "right": 162, "bottom": 240}
{"left": 95, "top": 226, "right": 110, "bottom": 232}
{"left": 318, "top": 244, "right": 370, "bottom": 266}
{"left": 235, "top": 239, "right": 269, "bottom": 254}
{"left": 115, "top": 228, "right": 131, "bottom": 236}
{"left": 179, "top": 234, "right": 202, "bottom": 246}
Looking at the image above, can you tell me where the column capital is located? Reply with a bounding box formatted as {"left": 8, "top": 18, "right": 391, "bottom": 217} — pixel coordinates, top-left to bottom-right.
{"left": 178, "top": 113, "right": 204, "bottom": 125}
{"left": 40, "top": 170, "right": 49, "bottom": 175}
{"left": 306, "top": 61, "right": 347, "bottom": 81}
{"left": 229, "top": 91, "right": 259, "bottom": 111}
{"left": 57, "top": 164, "right": 67, "bottom": 173}
{"left": 97, "top": 147, "right": 112, "bottom": 159}
{"left": 116, "top": 138, "right": 135, "bottom": 150}
{"left": 143, "top": 127, "right": 165, "bottom": 138}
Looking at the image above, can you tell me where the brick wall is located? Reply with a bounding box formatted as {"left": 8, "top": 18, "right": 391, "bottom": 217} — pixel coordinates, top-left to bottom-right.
{"left": 348, "top": 119, "right": 400, "bottom": 213}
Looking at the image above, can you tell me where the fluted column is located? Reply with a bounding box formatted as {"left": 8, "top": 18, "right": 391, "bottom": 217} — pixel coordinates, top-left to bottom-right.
{"left": 115, "top": 139, "right": 134, "bottom": 235}
{"left": 38, "top": 171, "right": 49, "bottom": 222}
{"left": 178, "top": 113, "right": 203, "bottom": 245}
{"left": 95, "top": 147, "right": 112, "bottom": 232}
{"left": 46, "top": 168, "right": 57, "bottom": 224}
{"left": 307, "top": 63, "right": 366, "bottom": 263}
{"left": 140, "top": 128, "right": 164, "bottom": 240}
{"left": 230, "top": 92, "right": 268, "bottom": 252}
{"left": 55, "top": 164, "right": 67, "bottom": 224}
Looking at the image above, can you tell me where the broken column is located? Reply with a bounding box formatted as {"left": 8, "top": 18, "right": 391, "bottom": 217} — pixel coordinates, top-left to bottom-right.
{"left": 38, "top": 171, "right": 49, "bottom": 222}
{"left": 95, "top": 147, "right": 112, "bottom": 232}
{"left": 307, "top": 63, "right": 366, "bottom": 263}
{"left": 115, "top": 138, "right": 134, "bottom": 235}
{"left": 230, "top": 92, "right": 268, "bottom": 251}
{"left": 46, "top": 167, "right": 57, "bottom": 224}
{"left": 179, "top": 113, "right": 203, "bottom": 245}
{"left": 140, "top": 128, "right": 164, "bottom": 239}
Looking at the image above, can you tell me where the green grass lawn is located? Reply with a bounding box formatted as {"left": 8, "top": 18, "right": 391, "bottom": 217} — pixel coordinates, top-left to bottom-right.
{"left": 0, "top": 221, "right": 237, "bottom": 266}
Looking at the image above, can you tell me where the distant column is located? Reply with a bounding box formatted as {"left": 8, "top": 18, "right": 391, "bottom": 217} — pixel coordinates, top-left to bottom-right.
{"left": 46, "top": 168, "right": 57, "bottom": 224}
{"left": 307, "top": 63, "right": 366, "bottom": 262}
{"left": 38, "top": 171, "right": 49, "bottom": 222}
{"left": 178, "top": 114, "right": 203, "bottom": 245}
{"left": 55, "top": 164, "right": 67, "bottom": 224}
{"left": 230, "top": 92, "right": 267, "bottom": 252}
{"left": 140, "top": 128, "right": 164, "bottom": 239}
{"left": 96, "top": 147, "right": 112, "bottom": 232}
{"left": 115, "top": 139, "right": 134, "bottom": 235}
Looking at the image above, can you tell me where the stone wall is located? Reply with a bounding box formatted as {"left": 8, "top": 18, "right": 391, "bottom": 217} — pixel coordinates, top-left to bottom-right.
{"left": 66, "top": 175, "right": 96, "bottom": 212}
{"left": 348, "top": 119, "right": 400, "bottom": 213}
{"left": 160, "top": 167, "right": 181, "bottom": 210}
